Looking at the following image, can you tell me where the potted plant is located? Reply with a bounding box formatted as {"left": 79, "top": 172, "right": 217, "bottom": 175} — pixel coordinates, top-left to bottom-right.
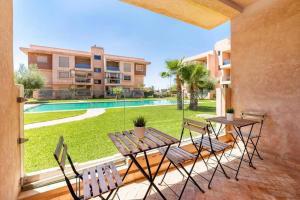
{"left": 133, "top": 116, "right": 147, "bottom": 138}
{"left": 226, "top": 108, "right": 234, "bottom": 121}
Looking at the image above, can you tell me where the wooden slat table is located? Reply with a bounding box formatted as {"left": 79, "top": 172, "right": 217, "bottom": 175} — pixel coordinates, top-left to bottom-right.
{"left": 109, "top": 127, "right": 179, "bottom": 200}
{"left": 207, "top": 117, "right": 258, "bottom": 180}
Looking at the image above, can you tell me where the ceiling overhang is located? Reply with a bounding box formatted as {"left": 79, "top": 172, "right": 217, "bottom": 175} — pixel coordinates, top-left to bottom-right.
{"left": 122, "top": 0, "right": 244, "bottom": 29}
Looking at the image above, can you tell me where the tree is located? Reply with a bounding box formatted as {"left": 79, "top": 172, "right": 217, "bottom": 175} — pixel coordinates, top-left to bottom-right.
{"left": 112, "top": 87, "right": 123, "bottom": 100}
{"left": 198, "top": 76, "right": 216, "bottom": 99}
{"left": 143, "top": 86, "right": 155, "bottom": 98}
{"left": 160, "top": 71, "right": 172, "bottom": 89}
{"left": 160, "top": 59, "right": 184, "bottom": 110}
{"left": 15, "top": 64, "right": 44, "bottom": 98}
{"left": 181, "top": 62, "right": 215, "bottom": 110}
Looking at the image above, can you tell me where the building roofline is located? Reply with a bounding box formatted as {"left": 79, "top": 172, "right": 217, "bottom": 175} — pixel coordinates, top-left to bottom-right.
{"left": 183, "top": 50, "right": 214, "bottom": 62}
{"left": 20, "top": 44, "right": 151, "bottom": 64}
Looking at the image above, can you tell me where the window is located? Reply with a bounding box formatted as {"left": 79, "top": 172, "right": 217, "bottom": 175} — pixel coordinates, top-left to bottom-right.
{"left": 124, "top": 75, "right": 131, "bottom": 81}
{"left": 135, "top": 64, "right": 144, "bottom": 72}
{"left": 59, "top": 56, "right": 69, "bottom": 68}
{"left": 94, "top": 79, "right": 101, "bottom": 84}
{"left": 94, "top": 55, "right": 101, "bottom": 60}
{"left": 37, "top": 55, "right": 48, "bottom": 63}
{"left": 217, "top": 51, "right": 221, "bottom": 56}
{"left": 94, "top": 68, "right": 101, "bottom": 73}
{"left": 58, "top": 71, "right": 70, "bottom": 78}
{"left": 124, "top": 63, "right": 131, "bottom": 72}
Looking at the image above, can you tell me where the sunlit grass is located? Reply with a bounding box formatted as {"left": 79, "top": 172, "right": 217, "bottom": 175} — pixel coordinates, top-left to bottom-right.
{"left": 24, "top": 100, "right": 215, "bottom": 172}
{"left": 24, "top": 110, "right": 86, "bottom": 124}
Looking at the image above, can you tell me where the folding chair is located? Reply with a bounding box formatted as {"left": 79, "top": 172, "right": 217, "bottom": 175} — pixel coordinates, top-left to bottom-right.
{"left": 229, "top": 112, "right": 265, "bottom": 166}
{"left": 158, "top": 119, "right": 206, "bottom": 199}
{"left": 187, "top": 119, "right": 231, "bottom": 189}
{"left": 54, "top": 136, "right": 123, "bottom": 200}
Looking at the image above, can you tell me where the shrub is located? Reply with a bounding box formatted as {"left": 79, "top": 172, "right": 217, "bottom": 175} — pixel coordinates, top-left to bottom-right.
{"left": 226, "top": 108, "right": 234, "bottom": 113}
{"left": 15, "top": 64, "right": 45, "bottom": 98}
{"left": 133, "top": 116, "right": 147, "bottom": 127}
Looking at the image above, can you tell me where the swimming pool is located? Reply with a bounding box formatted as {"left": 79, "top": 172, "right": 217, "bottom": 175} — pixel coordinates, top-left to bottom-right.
{"left": 25, "top": 100, "right": 179, "bottom": 113}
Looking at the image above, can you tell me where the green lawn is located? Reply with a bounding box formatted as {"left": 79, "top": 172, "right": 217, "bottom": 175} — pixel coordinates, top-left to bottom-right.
{"left": 24, "top": 110, "right": 86, "bottom": 124}
{"left": 24, "top": 100, "right": 215, "bottom": 172}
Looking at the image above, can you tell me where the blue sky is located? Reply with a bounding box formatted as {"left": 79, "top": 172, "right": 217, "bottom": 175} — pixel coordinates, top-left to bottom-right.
{"left": 13, "top": 0, "right": 230, "bottom": 89}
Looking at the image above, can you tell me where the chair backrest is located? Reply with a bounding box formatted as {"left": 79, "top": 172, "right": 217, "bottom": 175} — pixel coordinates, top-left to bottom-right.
{"left": 179, "top": 118, "right": 208, "bottom": 145}
{"left": 182, "top": 118, "right": 208, "bottom": 135}
{"left": 241, "top": 111, "right": 266, "bottom": 137}
{"left": 241, "top": 111, "right": 265, "bottom": 122}
{"left": 53, "top": 136, "right": 81, "bottom": 200}
{"left": 54, "top": 136, "right": 68, "bottom": 173}
{"left": 181, "top": 118, "right": 210, "bottom": 154}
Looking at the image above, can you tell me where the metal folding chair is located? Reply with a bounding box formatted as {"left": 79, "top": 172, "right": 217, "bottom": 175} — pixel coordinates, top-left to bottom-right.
{"left": 187, "top": 119, "right": 231, "bottom": 189}
{"left": 229, "top": 112, "right": 265, "bottom": 166}
{"left": 158, "top": 119, "right": 206, "bottom": 199}
{"left": 53, "top": 136, "right": 122, "bottom": 200}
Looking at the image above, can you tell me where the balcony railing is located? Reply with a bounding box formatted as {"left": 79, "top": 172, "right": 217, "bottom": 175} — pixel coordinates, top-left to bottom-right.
{"left": 75, "top": 63, "right": 91, "bottom": 69}
{"left": 106, "top": 66, "right": 120, "bottom": 71}
{"left": 223, "top": 59, "right": 230, "bottom": 65}
{"left": 105, "top": 78, "right": 121, "bottom": 84}
{"left": 75, "top": 77, "right": 91, "bottom": 83}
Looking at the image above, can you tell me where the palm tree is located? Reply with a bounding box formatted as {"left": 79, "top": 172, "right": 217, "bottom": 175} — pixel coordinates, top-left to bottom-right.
{"left": 160, "top": 71, "right": 172, "bottom": 89}
{"left": 181, "top": 62, "right": 215, "bottom": 110}
{"left": 160, "top": 59, "right": 184, "bottom": 110}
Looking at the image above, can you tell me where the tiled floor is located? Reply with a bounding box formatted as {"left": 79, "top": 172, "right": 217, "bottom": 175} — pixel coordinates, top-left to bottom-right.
{"left": 105, "top": 149, "right": 300, "bottom": 200}
{"left": 53, "top": 147, "right": 300, "bottom": 200}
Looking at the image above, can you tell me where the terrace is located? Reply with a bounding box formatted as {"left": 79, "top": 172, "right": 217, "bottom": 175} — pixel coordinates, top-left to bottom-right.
{"left": 1, "top": 0, "right": 299, "bottom": 200}
{"left": 75, "top": 57, "right": 91, "bottom": 70}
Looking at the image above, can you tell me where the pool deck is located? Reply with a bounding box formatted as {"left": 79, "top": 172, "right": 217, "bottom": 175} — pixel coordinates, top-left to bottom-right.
{"left": 24, "top": 108, "right": 105, "bottom": 130}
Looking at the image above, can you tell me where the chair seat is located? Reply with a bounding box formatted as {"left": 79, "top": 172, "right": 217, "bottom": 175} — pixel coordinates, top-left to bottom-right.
{"left": 195, "top": 136, "right": 230, "bottom": 152}
{"left": 159, "top": 146, "right": 196, "bottom": 165}
{"left": 232, "top": 131, "right": 260, "bottom": 139}
{"left": 82, "top": 162, "right": 123, "bottom": 199}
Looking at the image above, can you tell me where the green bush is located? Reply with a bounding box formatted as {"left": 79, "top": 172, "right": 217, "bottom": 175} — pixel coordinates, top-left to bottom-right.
{"left": 226, "top": 108, "right": 234, "bottom": 113}
{"left": 133, "top": 116, "right": 147, "bottom": 127}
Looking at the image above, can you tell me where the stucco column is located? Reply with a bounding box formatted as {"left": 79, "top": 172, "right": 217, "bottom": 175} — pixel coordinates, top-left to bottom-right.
{"left": 0, "top": 0, "right": 22, "bottom": 199}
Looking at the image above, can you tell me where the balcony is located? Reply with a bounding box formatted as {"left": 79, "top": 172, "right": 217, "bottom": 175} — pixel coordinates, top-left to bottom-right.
{"left": 105, "top": 78, "right": 121, "bottom": 84}
{"left": 75, "top": 63, "right": 91, "bottom": 69}
{"left": 75, "top": 56, "right": 91, "bottom": 70}
{"left": 220, "top": 76, "right": 231, "bottom": 85}
{"left": 75, "top": 77, "right": 92, "bottom": 84}
{"left": 106, "top": 66, "right": 120, "bottom": 71}
{"left": 220, "top": 59, "right": 231, "bottom": 69}
{"left": 18, "top": 142, "right": 299, "bottom": 200}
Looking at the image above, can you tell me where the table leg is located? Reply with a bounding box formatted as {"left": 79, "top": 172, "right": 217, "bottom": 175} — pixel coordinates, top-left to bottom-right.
{"left": 234, "top": 125, "right": 254, "bottom": 180}
{"left": 209, "top": 121, "right": 223, "bottom": 139}
{"left": 233, "top": 125, "right": 255, "bottom": 168}
{"left": 143, "top": 145, "right": 171, "bottom": 199}
{"left": 128, "top": 145, "right": 170, "bottom": 200}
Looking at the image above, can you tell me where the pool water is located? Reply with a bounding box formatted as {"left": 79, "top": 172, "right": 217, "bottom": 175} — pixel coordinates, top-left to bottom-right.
{"left": 25, "top": 100, "right": 178, "bottom": 113}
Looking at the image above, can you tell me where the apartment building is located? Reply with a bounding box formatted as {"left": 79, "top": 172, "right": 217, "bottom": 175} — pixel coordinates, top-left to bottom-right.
{"left": 214, "top": 39, "right": 231, "bottom": 86}
{"left": 183, "top": 38, "right": 231, "bottom": 98}
{"left": 20, "top": 45, "right": 150, "bottom": 99}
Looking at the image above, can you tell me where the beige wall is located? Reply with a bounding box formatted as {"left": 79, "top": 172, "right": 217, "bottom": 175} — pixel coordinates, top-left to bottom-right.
{"left": 0, "top": 0, "right": 22, "bottom": 199}
{"left": 134, "top": 75, "right": 144, "bottom": 87}
{"left": 38, "top": 69, "right": 53, "bottom": 86}
{"left": 231, "top": 0, "right": 300, "bottom": 163}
